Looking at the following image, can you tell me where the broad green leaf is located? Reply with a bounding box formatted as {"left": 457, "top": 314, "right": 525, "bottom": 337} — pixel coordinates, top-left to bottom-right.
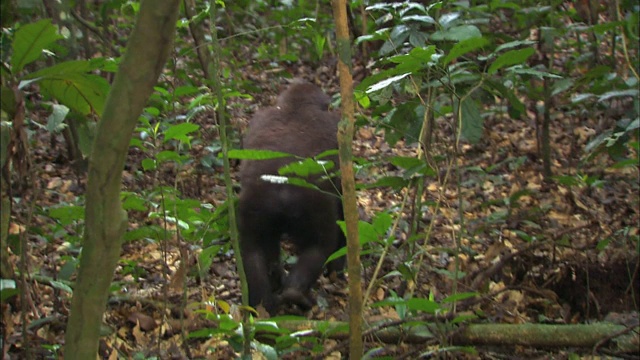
{"left": 359, "top": 221, "right": 381, "bottom": 245}
{"left": 430, "top": 25, "right": 481, "bottom": 42}
{"left": 367, "top": 73, "right": 410, "bottom": 93}
{"left": 124, "top": 225, "right": 161, "bottom": 242}
{"left": 494, "top": 40, "right": 536, "bottom": 53}
{"left": 277, "top": 176, "right": 320, "bottom": 191}
{"left": 226, "top": 149, "right": 292, "bottom": 160}
{"left": 325, "top": 246, "right": 346, "bottom": 264}
{"left": 156, "top": 150, "right": 188, "bottom": 164}
{"left": 11, "top": 19, "right": 62, "bottom": 73}
{"left": 26, "top": 60, "right": 103, "bottom": 79}
{"left": 598, "top": 89, "right": 639, "bottom": 102}
{"left": 163, "top": 122, "right": 200, "bottom": 144}
{"left": 488, "top": 47, "right": 535, "bottom": 74}
{"left": 390, "top": 156, "right": 422, "bottom": 170}
{"left": 508, "top": 66, "right": 562, "bottom": 79}
{"left": 50, "top": 280, "right": 73, "bottom": 294}
{"left": 408, "top": 28, "right": 428, "bottom": 48}
{"left": 174, "top": 85, "right": 200, "bottom": 97}
{"left": 0, "top": 279, "right": 18, "bottom": 302}
{"left": 572, "top": 93, "right": 595, "bottom": 103}
{"left": 46, "top": 104, "right": 69, "bottom": 133}
{"left": 49, "top": 205, "right": 84, "bottom": 226}
{"left": 460, "top": 98, "right": 483, "bottom": 144}
{"left": 442, "top": 292, "right": 477, "bottom": 303}
{"left": 122, "top": 193, "right": 147, "bottom": 211}
{"left": 406, "top": 298, "right": 441, "bottom": 313}
{"left": 443, "top": 37, "right": 489, "bottom": 66}
{"left": 402, "top": 15, "right": 435, "bottom": 24}
{"left": 0, "top": 279, "right": 16, "bottom": 291}
{"left": 366, "top": 176, "right": 410, "bottom": 190}
{"left": 28, "top": 72, "right": 110, "bottom": 115}
{"left": 315, "top": 149, "right": 338, "bottom": 159}
{"left": 141, "top": 158, "right": 156, "bottom": 171}
{"left": 76, "top": 118, "right": 96, "bottom": 157}
{"left": 372, "top": 212, "right": 393, "bottom": 235}
{"left": 278, "top": 158, "right": 334, "bottom": 177}
{"left": 551, "top": 78, "right": 574, "bottom": 96}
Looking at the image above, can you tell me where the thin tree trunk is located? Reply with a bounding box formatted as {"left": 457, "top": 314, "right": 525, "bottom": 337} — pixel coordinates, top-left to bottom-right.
{"left": 331, "top": 0, "right": 363, "bottom": 358}
{"left": 63, "top": 1, "right": 180, "bottom": 358}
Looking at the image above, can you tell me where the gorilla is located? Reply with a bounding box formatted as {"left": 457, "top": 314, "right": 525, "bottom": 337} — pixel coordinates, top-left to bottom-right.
{"left": 237, "top": 81, "right": 345, "bottom": 315}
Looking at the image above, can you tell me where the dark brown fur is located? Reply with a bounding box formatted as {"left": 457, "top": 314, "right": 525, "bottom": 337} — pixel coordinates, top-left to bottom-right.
{"left": 238, "top": 82, "right": 345, "bottom": 315}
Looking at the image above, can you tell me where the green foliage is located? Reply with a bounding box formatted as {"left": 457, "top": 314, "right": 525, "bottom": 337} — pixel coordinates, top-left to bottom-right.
{"left": 10, "top": 19, "right": 62, "bottom": 73}
{"left": 2, "top": 0, "right": 637, "bottom": 357}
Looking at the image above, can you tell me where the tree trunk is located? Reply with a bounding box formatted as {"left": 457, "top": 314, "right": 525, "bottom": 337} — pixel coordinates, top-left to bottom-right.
{"left": 331, "top": 1, "right": 363, "bottom": 359}
{"left": 63, "top": 1, "right": 180, "bottom": 358}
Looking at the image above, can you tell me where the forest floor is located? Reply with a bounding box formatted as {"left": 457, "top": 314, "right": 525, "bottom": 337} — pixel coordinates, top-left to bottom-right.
{"left": 6, "top": 57, "right": 639, "bottom": 359}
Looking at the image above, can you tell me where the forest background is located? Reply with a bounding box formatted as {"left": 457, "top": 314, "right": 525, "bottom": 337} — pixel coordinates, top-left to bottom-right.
{"left": 0, "top": 0, "right": 638, "bottom": 359}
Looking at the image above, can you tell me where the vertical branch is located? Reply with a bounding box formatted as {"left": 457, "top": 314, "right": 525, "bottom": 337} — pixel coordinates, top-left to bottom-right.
{"left": 331, "top": 0, "right": 363, "bottom": 358}
{"left": 208, "top": 0, "right": 251, "bottom": 356}
{"left": 64, "top": 1, "right": 180, "bottom": 358}
{"left": 184, "top": 0, "right": 211, "bottom": 80}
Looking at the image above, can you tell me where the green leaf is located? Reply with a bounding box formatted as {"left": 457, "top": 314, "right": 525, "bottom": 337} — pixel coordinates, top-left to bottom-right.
{"left": 122, "top": 193, "right": 147, "bottom": 211}
{"left": 406, "top": 298, "right": 441, "bottom": 313}
{"left": 23, "top": 69, "right": 110, "bottom": 115}
{"left": 50, "top": 280, "right": 73, "bottom": 294}
{"left": 44, "top": 74, "right": 109, "bottom": 115}
{"left": 431, "top": 25, "right": 482, "bottom": 42}
{"left": 460, "top": 98, "right": 483, "bottom": 144}
{"left": 277, "top": 176, "right": 320, "bottom": 191}
{"left": 174, "top": 85, "right": 200, "bottom": 97}
{"left": 46, "top": 104, "right": 69, "bottom": 133}
{"left": 551, "top": 78, "right": 574, "bottom": 96}
{"left": 598, "top": 89, "right": 639, "bottom": 102}
{"left": 141, "top": 158, "right": 156, "bottom": 171}
{"left": 442, "top": 292, "right": 477, "bottom": 303}
{"left": 494, "top": 40, "right": 536, "bottom": 53}
{"left": 488, "top": 47, "right": 535, "bottom": 75}
{"left": 366, "top": 73, "right": 411, "bottom": 93}
{"left": 26, "top": 60, "right": 103, "bottom": 78}
{"left": 372, "top": 212, "right": 392, "bottom": 235}
{"left": 325, "top": 246, "right": 346, "bottom": 264}
{"left": 508, "top": 66, "right": 562, "bottom": 79}
{"left": 402, "top": 15, "right": 435, "bottom": 24}
{"left": 391, "top": 156, "right": 422, "bottom": 170}
{"left": 0, "top": 279, "right": 18, "bottom": 302}
{"left": 443, "top": 37, "right": 489, "bottom": 66}
{"left": 11, "top": 19, "right": 62, "bottom": 73}
{"left": 156, "top": 150, "right": 188, "bottom": 164}
{"left": 315, "top": 149, "right": 338, "bottom": 159}
{"left": 76, "top": 118, "right": 96, "bottom": 157}
{"left": 163, "top": 122, "right": 200, "bottom": 144}
{"left": 49, "top": 205, "right": 84, "bottom": 226}
{"left": 365, "top": 176, "right": 409, "bottom": 190}
{"left": 226, "top": 149, "right": 292, "bottom": 160}
{"left": 0, "top": 279, "right": 16, "bottom": 292}
{"left": 278, "top": 158, "right": 334, "bottom": 177}
{"left": 359, "top": 221, "right": 381, "bottom": 245}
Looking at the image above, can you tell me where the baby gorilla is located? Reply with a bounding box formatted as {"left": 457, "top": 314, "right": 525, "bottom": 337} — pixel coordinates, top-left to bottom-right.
{"left": 238, "top": 82, "right": 345, "bottom": 315}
